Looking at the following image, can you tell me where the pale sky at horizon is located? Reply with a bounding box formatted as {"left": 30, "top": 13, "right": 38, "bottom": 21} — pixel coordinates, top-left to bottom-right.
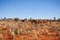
{"left": 0, "top": 0, "right": 60, "bottom": 19}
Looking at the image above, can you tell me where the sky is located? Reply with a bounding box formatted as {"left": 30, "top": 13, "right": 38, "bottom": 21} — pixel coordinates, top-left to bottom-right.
{"left": 0, "top": 0, "right": 60, "bottom": 19}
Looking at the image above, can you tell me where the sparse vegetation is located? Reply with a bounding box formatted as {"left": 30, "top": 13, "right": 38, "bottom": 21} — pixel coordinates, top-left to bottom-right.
{"left": 0, "top": 18, "right": 60, "bottom": 40}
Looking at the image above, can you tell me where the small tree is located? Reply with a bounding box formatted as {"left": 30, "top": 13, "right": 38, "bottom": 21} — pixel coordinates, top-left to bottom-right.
{"left": 14, "top": 18, "right": 19, "bottom": 22}
{"left": 3, "top": 17, "right": 6, "bottom": 20}
{"left": 57, "top": 18, "right": 60, "bottom": 22}
{"left": 54, "top": 17, "right": 56, "bottom": 21}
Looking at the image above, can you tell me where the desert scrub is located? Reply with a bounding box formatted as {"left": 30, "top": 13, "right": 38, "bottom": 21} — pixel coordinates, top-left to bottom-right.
{"left": 10, "top": 28, "right": 20, "bottom": 35}
{"left": 31, "top": 30, "right": 39, "bottom": 40}
{"left": 42, "top": 31, "right": 49, "bottom": 36}
{"left": 9, "top": 27, "right": 15, "bottom": 36}
{"left": 48, "top": 26, "right": 58, "bottom": 32}
{"left": 7, "top": 33, "right": 13, "bottom": 40}
{"left": 48, "top": 26, "right": 60, "bottom": 36}
{"left": 14, "top": 28, "right": 19, "bottom": 35}
{"left": 20, "top": 29, "right": 30, "bottom": 35}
